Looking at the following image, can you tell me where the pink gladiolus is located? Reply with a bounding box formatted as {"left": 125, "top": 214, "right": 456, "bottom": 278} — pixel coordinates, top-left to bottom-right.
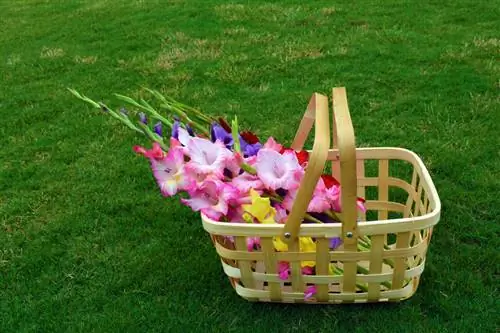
{"left": 328, "top": 185, "right": 366, "bottom": 213}
{"left": 255, "top": 149, "right": 303, "bottom": 190}
{"left": 283, "top": 178, "right": 331, "bottom": 213}
{"left": 185, "top": 137, "right": 232, "bottom": 179}
{"left": 181, "top": 179, "right": 239, "bottom": 220}
{"left": 263, "top": 137, "right": 283, "bottom": 152}
{"left": 302, "top": 266, "right": 314, "bottom": 275}
{"left": 226, "top": 206, "right": 244, "bottom": 222}
{"left": 224, "top": 155, "right": 242, "bottom": 178}
{"left": 278, "top": 262, "right": 315, "bottom": 281}
{"left": 177, "top": 126, "right": 191, "bottom": 146}
{"left": 274, "top": 204, "right": 288, "bottom": 224}
{"left": 133, "top": 142, "right": 165, "bottom": 160}
{"left": 246, "top": 237, "right": 261, "bottom": 251}
{"left": 151, "top": 146, "right": 186, "bottom": 196}
{"left": 304, "top": 285, "right": 317, "bottom": 300}
{"left": 278, "top": 261, "right": 290, "bottom": 280}
{"left": 231, "top": 172, "right": 264, "bottom": 193}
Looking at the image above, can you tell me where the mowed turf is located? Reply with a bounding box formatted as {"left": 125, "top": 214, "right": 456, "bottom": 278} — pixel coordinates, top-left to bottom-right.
{"left": 0, "top": 1, "right": 499, "bottom": 332}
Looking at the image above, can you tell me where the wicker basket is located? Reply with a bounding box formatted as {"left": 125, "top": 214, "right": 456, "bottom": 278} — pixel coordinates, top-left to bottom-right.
{"left": 201, "top": 88, "right": 441, "bottom": 303}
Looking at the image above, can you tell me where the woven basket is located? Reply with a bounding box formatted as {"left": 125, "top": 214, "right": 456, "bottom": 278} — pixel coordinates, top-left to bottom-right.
{"left": 201, "top": 88, "right": 441, "bottom": 303}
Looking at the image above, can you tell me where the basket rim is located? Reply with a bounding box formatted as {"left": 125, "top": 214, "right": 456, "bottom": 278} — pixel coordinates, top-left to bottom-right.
{"left": 202, "top": 147, "right": 441, "bottom": 237}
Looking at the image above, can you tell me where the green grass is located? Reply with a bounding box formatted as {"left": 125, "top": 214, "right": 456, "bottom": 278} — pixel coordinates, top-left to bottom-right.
{"left": 1, "top": 1, "right": 499, "bottom": 332}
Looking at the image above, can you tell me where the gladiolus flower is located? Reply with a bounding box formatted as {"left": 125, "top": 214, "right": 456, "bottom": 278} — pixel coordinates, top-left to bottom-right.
{"left": 138, "top": 112, "right": 147, "bottom": 124}
{"left": 150, "top": 146, "right": 186, "bottom": 196}
{"left": 263, "top": 137, "right": 282, "bottom": 152}
{"left": 231, "top": 172, "right": 264, "bottom": 193}
{"left": 304, "top": 285, "right": 317, "bottom": 300}
{"left": 218, "top": 117, "right": 232, "bottom": 133}
{"left": 242, "top": 189, "right": 276, "bottom": 224}
{"left": 329, "top": 237, "right": 342, "bottom": 250}
{"left": 246, "top": 237, "right": 261, "bottom": 251}
{"left": 240, "top": 136, "right": 262, "bottom": 157}
{"left": 240, "top": 131, "right": 259, "bottom": 144}
{"left": 171, "top": 119, "right": 192, "bottom": 146}
{"left": 283, "top": 177, "right": 330, "bottom": 213}
{"left": 133, "top": 142, "right": 165, "bottom": 160}
{"left": 185, "top": 137, "right": 232, "bottom": 178}
{"left": 154, "top": 122, "right": 162, "bottom": 137}
{"left": 280, "top": 147, "right": 309, "bottom": 166}
{"left": 211, "top": 122, "right": 234, "bottom": 149}
{"left": 255, "top": 149, "right": 302, "bottom": 190}
{"left": 321, "top": 174, "right": 340, "bottom": 188}
{"left": 181, "top": 179, "right": 239, "bottom": 220}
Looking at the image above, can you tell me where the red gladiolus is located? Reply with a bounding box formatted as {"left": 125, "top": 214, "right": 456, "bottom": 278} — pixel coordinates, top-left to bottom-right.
{"left": 295, "top": 150, "right": 309, "bottom": 166}
{"left": 321, "top": 174, "right": 340, "bottom": 188}
{"left": 240, "top": 131, "right": 260, "bottom": 144}
{"left": 280, "top": 147, "right": 309, "bottom": 166}
{"left": 218, "top": 117, "right": 232, "bottom": 133}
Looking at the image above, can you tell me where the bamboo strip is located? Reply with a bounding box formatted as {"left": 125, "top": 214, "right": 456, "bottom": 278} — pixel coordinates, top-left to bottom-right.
{"left": 404, "top": 170, "right": 418, "bottom": 218}
{"left": 234, "top": 237, "right": 255, "bottom": 289}
{"left": 234, "top": 280, "right": 415, "bottom": 302}
{"left": 390, "top": 231, "right": 411, "bottom": 302}
{"left": 289, "top": 241, "right": 304, "bottom": 302}
{"left": 260, "top": 238, "right": 282, "bottom": 301}
{"left": 414, "top": 180, "right": 424, "bottom": 217}
{"left": 315, "top": 239, "right": 330, "bottom": 302}
{"left": 214, "top": 238, "right": 428, "bottom": 261}
{"left": 357, "top": 177, "right": 413, "bottom": 197}
{"left": 365, "top": 201, "right": 406, "bottom": 212}
{"left": 220, "top": 259, "right": 426, "bottom": 283}
{"left": 367, "top": 235, "right": 385, "bottom": 301}
{"left": 357, "top": 160, "right": 366, "bottom": 221}
{"left": 378, "top": 160, "right": 389, "bottom": 221}
{"left": 204, "top": 212, "right": 439, "bottom": 238}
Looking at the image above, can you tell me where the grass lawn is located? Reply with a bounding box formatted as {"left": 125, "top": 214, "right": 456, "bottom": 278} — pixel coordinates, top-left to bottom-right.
{"left": 1, "top": 1, "right": 499, "bottom": 332}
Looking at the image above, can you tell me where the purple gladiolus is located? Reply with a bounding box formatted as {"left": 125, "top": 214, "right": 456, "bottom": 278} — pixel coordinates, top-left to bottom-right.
{"left": 211, "top": 122, "right": 233, "bottom": 148}
{"left": 240, "top": 136, "right": 262, "bottom": 157}
{"left": 154, "top": 122, "right": 162, "bottom": 136}
{"left": 329, "top": 237, "right": 343, "bottom": 250}
{"left": 186, "top": 123, "right": 195, "bottom": 136}
{"left": 171, "top": 119, "right": 180, "bottom": 139}
{"left": 139, "top": 112, "right": 147, "bottom": 124}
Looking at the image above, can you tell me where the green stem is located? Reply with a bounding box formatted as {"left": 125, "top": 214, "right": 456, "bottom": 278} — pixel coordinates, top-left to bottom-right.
{"left": 162, "top": 104, "right": 208, "bottom": 134}
{"left": 325, "top": 210, "right": 341, "bottom": 222}
{"left": 115, "top": 93, "right": 173, "bottom": 128}
{"left": 231, "top": 116, "right": 241, "bottom": 154}
{"left": 145, "top": 88, "right": 214, "bottom": 124}
{"left": 304, "top": 213, "right": 324, "bottom": 224}
{"left": 331, "top": 265, "right": 368, "bottom": 292}
{"left": 137, "top": 123, "right": 168, "bottom": 151}
{"left": 240, "top": 162, "right": 257, "bottom": 175}
{"left": 356, "top": 265, "right": 392, "bottom": 289}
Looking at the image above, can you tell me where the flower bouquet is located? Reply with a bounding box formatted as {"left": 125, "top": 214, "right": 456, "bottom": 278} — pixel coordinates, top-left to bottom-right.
{"left": 70, "top": 87, "right": 440, "bottom": 303}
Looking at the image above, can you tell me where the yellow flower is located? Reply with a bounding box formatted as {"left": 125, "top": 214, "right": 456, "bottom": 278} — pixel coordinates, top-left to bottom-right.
{"left": 242, "top": 189, "right": 276, "bottom": 224}
{"left": 272, "top": 236, "right": 317, "bottom": 268}
{"left": 273, "top": 237, "right": 289, "bottom": 251}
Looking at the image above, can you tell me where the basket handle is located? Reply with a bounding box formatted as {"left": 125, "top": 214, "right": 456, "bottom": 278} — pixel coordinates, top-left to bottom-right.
{"left": 282, "top": 93, "right": 330, "bottom": 243}
{"left": 331, "top": 87, "right": 358, "bottom": 246}
{"left": 281, "top": 88, "right": 359, "bottom": 246}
